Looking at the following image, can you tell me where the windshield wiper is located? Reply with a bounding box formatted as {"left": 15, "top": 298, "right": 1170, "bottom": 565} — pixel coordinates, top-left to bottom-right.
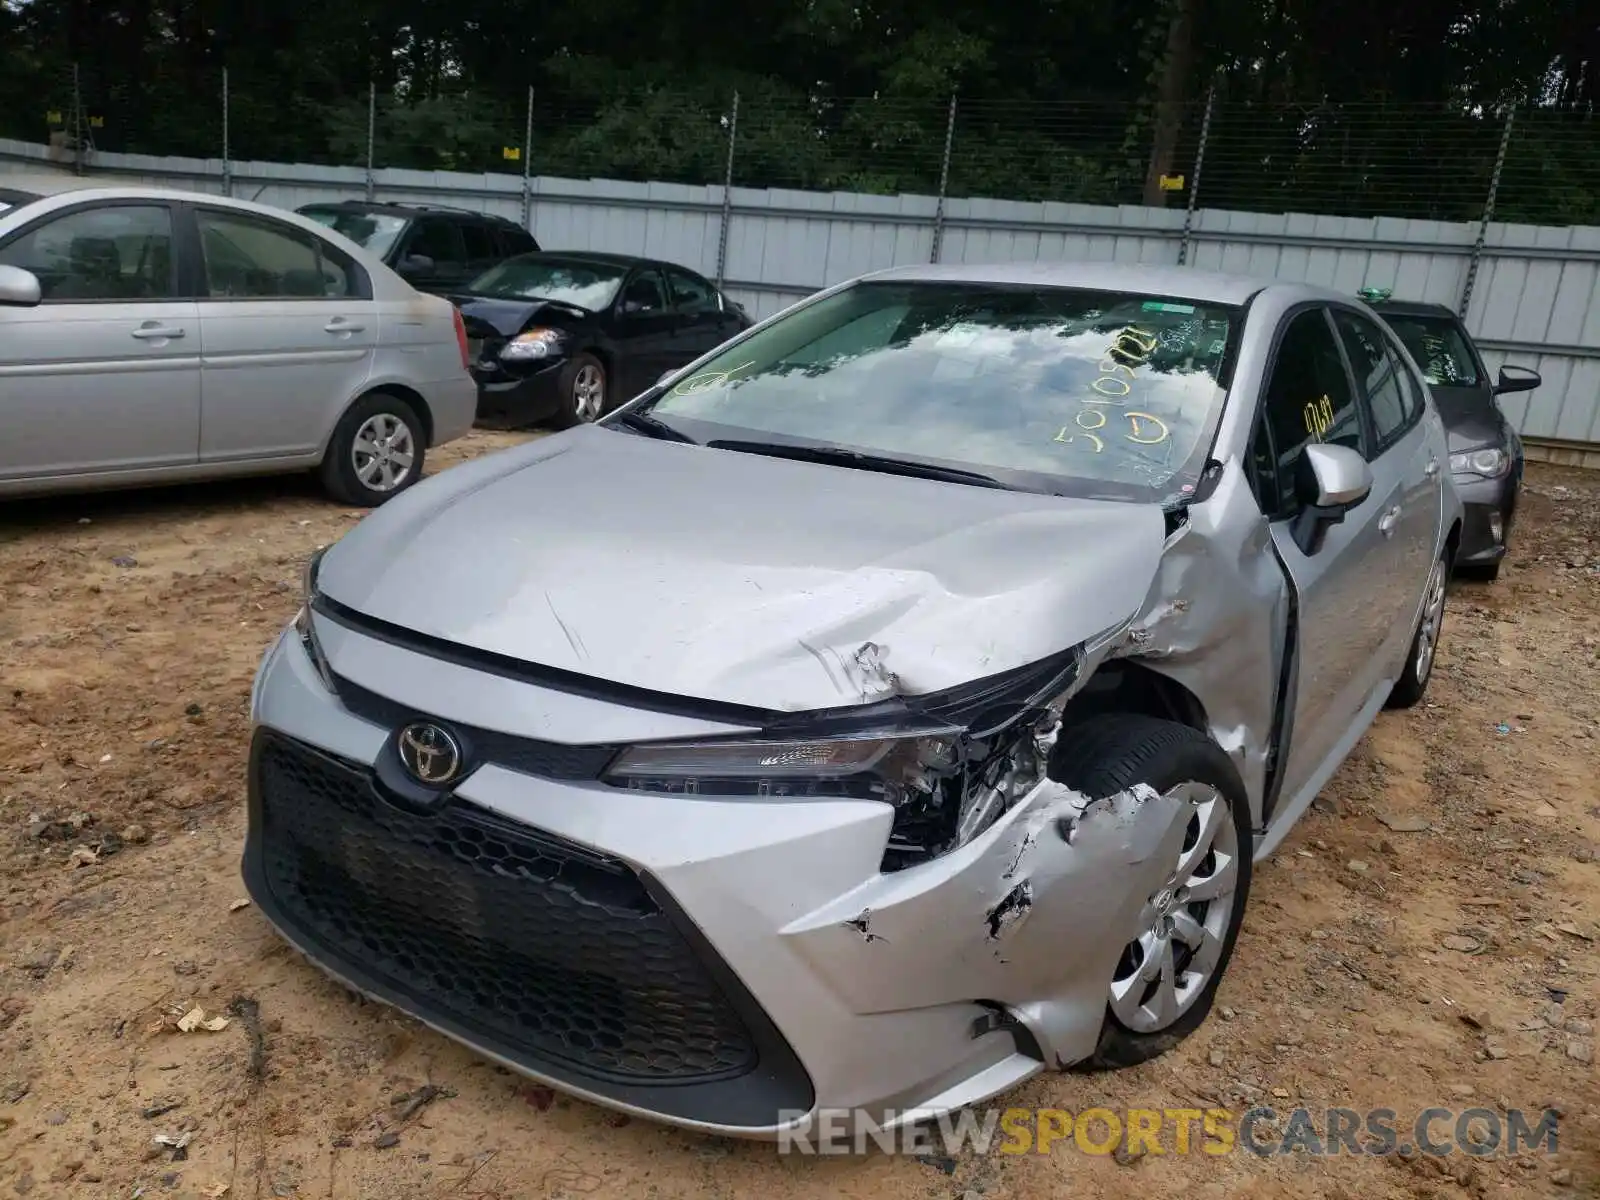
{"left": 706, "top": 439, "right": 1015, "bottom": 490}
{"left": 608, "top": 410, "right": 699, "bottom": 444}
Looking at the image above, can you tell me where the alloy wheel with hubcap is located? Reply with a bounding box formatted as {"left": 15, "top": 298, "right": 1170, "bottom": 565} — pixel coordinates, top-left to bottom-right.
{"left": 572, "top": 362, "right": 606, "bottom": 423}
{"left": 1110, "top": 780, "right": 1241, "bottom": 1034}
{"left": 1386, "top": 548, "right": 1450, "bottom": 709}
{"left": 1413, "top": 558, "right": 1447, "bottom": 686}
{"left": 350, "top": 412, "right": 417, "bottom": 494}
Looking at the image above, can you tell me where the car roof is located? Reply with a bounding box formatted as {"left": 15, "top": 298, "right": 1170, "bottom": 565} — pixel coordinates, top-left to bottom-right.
{"left": 856, "top": 260, "right": 1348, "bottom": 307}
{"left": 505, "top": 249, "right": 692, "bottom": 273}
{"left": 0, "top": 172, "right": 99, "bottom": 200}
{"left": 298, "top": 199, "right": 521, "bottom": 224}
{"left": 1368, "top": 298, "right": 1459, "bottom": 320}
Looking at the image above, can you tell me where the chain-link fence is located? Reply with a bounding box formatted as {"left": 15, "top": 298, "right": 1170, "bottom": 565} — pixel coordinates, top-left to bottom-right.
{"left": 8, "top": 65, "right": 1600, "bottom": 228}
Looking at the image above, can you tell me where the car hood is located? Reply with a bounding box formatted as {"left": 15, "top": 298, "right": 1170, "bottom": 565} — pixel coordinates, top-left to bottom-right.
{"left": 1430, "top": 385, "right": 1509, "bottom": 450}
{"left": 452, "top": 295, "right": 586, "bottom": 339}
{"left": 316, "top": 427, "right": 1170, "bottom": 713}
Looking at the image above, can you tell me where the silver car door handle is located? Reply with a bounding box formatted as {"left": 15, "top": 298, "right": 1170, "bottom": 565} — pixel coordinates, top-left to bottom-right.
{"left": 131, "top": 326, "right": 185, "bottom": 340}
{"left": 324, "top": 319, "right": 366, "bottom": 334}
{"left": 1424, "top": 457, "right": 1439, "bottom": 477}
{"left": 1378, "top": 505, "right": 1401, "bottom": 536}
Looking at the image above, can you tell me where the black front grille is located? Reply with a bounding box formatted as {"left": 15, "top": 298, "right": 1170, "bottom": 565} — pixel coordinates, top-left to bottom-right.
{"left": 252, "top": 732, "right": 760, "bottom": 1085}
{"left": 329, "top": 674, "right": 619, "bottom": 781}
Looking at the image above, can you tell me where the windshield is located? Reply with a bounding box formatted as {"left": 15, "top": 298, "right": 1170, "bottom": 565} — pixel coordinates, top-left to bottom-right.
{"left": 463, "top": 256, "right": 628, "bottom": 310}
{"left": 298, "top": 207, "right": 408, "bottom": 258}
{"left": 637, "top": 280, "right": 1239, "bottom": 502}
{"left": 1383, "top": 314, "right": 1480, "bottom": 387}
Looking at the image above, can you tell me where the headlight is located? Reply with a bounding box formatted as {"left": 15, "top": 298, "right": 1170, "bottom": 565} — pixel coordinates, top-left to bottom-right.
{"left": 604, "top": 733, "right": 960, "bottom": 801}
{"left": 1450, "top": 447, "right": 1509, "bottom": 478}
{"left": 498, "top": 328, "right": 567, "bottom": 361}
{"left": 604, "top": 645, "right": 1087, "bottom": 871}
{"left": 293, "top": 548, "right": 335, "bottom": 692}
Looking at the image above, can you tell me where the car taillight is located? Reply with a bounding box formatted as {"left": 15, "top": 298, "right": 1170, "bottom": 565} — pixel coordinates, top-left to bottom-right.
{"left": 452, "top": 307, "right": 470, "bottom": 371}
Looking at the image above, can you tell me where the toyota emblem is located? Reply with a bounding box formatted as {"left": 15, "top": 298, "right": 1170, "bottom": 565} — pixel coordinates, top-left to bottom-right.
{"left": 396, "top": 722, "right": 463, "bottom": 786}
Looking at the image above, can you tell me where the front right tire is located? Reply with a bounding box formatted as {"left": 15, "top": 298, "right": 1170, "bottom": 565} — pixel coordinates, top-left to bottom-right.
{"left": 1051, "top": 714, "right": 1253, "bottom": 1070}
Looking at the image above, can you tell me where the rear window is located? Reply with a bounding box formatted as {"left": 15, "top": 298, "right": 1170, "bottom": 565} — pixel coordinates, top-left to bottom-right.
{"left": 298, "top": 206, "right": 408, "bottom": 259}
{"left": 1383, "top": 315, "right": 1480, "bottom": 387}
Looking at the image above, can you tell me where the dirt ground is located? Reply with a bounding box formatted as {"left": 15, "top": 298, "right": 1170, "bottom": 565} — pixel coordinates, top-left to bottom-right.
{"left": 1, "top": 431, "right": 1596, "bottom": 1200}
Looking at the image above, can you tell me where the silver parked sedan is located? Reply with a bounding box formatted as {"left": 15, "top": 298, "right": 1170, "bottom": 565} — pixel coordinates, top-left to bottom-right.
{"left": 243, "top": 262, "right": 1463, "bottom": 1138}
{"left": 0, "top": 174, "right": 477, "bottom": 506}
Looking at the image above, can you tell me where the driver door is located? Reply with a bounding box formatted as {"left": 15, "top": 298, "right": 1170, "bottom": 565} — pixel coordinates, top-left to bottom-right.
{"left": 1252, "top": 307, "right": 1396, "bottom": 814}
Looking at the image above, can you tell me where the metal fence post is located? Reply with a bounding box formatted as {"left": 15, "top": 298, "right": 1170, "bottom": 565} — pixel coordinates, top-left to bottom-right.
{"left": 364, "top": 82, "right": 376, "bottom": 201}
{"left": 1459, "top": 105, "right": 1516, "bottom": 320}
{"left": 1177, "top": 82, "right": 1216, "bottom": 267}
{"left": 930, "top": 94, "right": 958, "bottom": 263}
{"left": 72, "top": 63, "right": 84, "bottom": 175}
{"left": 221, "top": 67, "right": 232, "bottom": 196}
{"left": 715, "top": 91, "right": 740, "bottom": 288}
{"left": 521, "top": 86, "right": 534, "bottom": 229}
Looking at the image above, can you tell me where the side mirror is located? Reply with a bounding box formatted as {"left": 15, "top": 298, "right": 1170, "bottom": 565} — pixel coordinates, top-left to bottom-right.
{"left": 1493, "top": 364, "right": 1541, "bottom": 395}
{"left": 1290, "top": 443, "right": 1372, "bottom": 556}
{"left": 398, "top": 254, "right": 435, "bottom": 278}
{"left": 0, "top": 264, "right": 42, "bottom": 307}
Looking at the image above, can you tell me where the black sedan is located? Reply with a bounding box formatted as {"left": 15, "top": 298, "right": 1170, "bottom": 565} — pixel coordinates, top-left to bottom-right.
{"left": 453, "top": 251, "right": 753, "bottom": 427}
{"left": 1366, "top": 293, "right": 1541, "bottom": 581}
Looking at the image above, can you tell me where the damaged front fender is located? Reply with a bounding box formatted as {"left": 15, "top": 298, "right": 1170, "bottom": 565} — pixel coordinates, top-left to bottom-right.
{"left": 781, "top": 776, "right": 1191, "bottom": 1068}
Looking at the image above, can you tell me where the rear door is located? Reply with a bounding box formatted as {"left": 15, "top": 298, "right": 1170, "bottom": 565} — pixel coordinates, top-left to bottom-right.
{"left": 458, "top": 220, "right": 502, "bottom": 284}
{"left": 664, "top": 265, "right": 742, "bottom": 362}
{"left": 1252, "top": 306, "right": 1394, "bottom": 811}
{"left": 399, "top": 217, "right": 469, "bottom": 293}
{"left": 0, "top": 199, "right": 199, "bottom": 481}
{"left": 190, "top": 205, "right": 377, "bottom": 461}
{"left": 1331, "top": 306, "right": 1442, "bottom": 662}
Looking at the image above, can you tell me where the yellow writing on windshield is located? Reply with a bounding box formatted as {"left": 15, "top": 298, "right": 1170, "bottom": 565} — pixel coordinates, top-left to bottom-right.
{"left": 671, "top": 361, "right": 756, "bottom": 396}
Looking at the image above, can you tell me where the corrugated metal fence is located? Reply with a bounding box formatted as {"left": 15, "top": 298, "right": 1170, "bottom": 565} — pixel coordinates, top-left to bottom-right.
{"left": 3, "top": 135, "right": 1597, "bottom": 462}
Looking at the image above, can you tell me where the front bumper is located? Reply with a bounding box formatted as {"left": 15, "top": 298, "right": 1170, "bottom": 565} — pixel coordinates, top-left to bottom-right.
{"left": 242, "top": 615, "right": 1191, "bottom": 1137}
{"left": 470, "top": 358, "right": 566, "bottom": 426}
{"left": 1451, "top": 470, "right": 1518, "bottom": 565}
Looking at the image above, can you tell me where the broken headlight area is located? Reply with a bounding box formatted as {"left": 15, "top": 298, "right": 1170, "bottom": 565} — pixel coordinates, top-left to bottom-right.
{"left": 602, "top": 645, "right": 1085, "bottom": 872}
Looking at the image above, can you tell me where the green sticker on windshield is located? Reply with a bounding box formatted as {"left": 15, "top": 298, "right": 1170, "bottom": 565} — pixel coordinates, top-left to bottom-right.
{"left": 1142, "top": 301, "right": 1195, "bottom": 314}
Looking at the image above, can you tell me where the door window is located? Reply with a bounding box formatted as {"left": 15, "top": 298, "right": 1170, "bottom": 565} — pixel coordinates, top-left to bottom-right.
{"left": 197, "top": 210, "right": 358, "bottom": 299}
{"left": 1333, "top": 310, "right": 1413, "bottom": 454}
{"left": 405, "top": 219, "right": 466, "bottom": 271}
{"left": 0, "top": 204, "right": 174, "bottom": 301}
{"left": 666, "top": 267, "right": 719, "bottom": 315}
{"left": 1251, "top": 308, "right": 1364, "bottom": 516}
{"left": 621, "top": 270, "right": 667, "bottom": 313}
{"left": 459, "top": 222, "right": 497, "bottom": 263}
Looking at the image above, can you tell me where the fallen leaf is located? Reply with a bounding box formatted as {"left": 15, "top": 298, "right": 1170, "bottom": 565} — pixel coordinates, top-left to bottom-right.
{"left": 1441, "top": 934, "right": 1484, "bottom": 954}
{"left": 176, "top": 1007, "right": 230, "bottom": 1034}
{"left": 228, "top": 899, "right": 251, "bottom": 913}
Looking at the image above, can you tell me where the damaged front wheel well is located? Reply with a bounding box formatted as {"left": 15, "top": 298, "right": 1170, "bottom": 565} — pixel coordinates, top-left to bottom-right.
{"left": 1057, "top": 660, "right": 1208, "bottom": 741}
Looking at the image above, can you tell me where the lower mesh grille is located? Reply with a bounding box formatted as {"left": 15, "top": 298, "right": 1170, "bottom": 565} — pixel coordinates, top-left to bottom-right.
{"left": 252, "top": 732, "right": 758, "bottom": 1084}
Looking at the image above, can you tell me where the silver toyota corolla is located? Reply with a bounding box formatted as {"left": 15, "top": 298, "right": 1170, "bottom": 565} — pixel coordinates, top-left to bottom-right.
{"left": 243, "top": 262, "right": 1463, "bottom": 1139}
{"left": 0, "top": 174, "right": 477, "bottom": 505}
